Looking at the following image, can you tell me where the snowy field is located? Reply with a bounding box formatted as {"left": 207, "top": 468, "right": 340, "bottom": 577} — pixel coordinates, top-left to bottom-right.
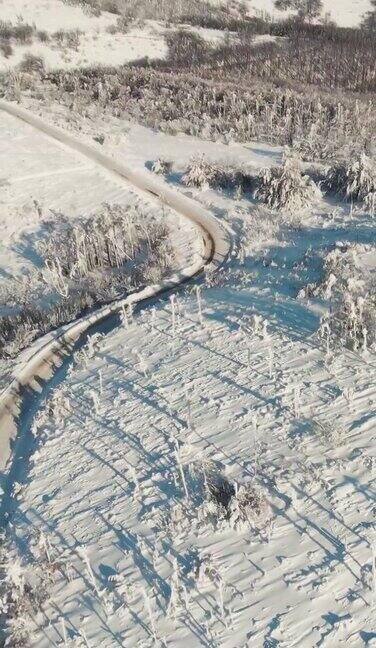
{"left": 0, "top": 25, "right": 167, "bottom": 73}
{"left": 1, "top": 0, "right": 376, "bottom": 646}
{"left": 1, "top": 97, "right": 375, "bottom": 646}
{"left": 9, "top": 255, "right": 376, "bottom": 647}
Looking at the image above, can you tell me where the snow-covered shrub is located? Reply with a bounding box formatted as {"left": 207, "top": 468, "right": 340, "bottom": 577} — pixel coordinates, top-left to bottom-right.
{"left": 182, "top": 156, "right": 256, "bottom": 192}
{"left": 328, "top": 291, "right": 376, "bottom": 351}
{"left": 64, "top": 0, "right": 235, "bottom": 24}
{"left": 195, "top": 471, "right": 271, "bottom": 534}
{"left": 0, "top": 551, "right": 50, "bottom": 647}
{"left": 0, "top": 21, "right": 34, "bottom": 44}
{"left": 324, "top": 153, "right": 376, "bottom": 204}
{"left": 212, "top": 165, "right": 256, "bottom": 193}
{"left": 38, "top": 204, "right": 137, "bottom": 277}
{"left": 202, "top": 463, "right": 235, "bottom": 509}
{"left": 301, "top": 243, "right": 365, "bottom": 301}
{"left": 0, "top": 40, "right": 13, "bottom": 58}
{"left": 146, "top": 457, "right": 271, "bottom": 538}
{"left": 101, "top": 0, "right": 121, "bottom": 13}
{"left": 0, "top": 529, "right": 74, "bottom": 647}
{"left": 36, "top": 30, "right": 49, "bottom": 43}
{"left": 310, "top": 243, "right": 376, "bottom": 350}
{"left": 302, "top": 242, "right": 376, "bottom": 350}
{"left": 14, "top": 65, "right": 375, "bottom": 162}
{"left": 254, "top": 156, "right": 320, "bottom": 212}
{"left": 194, "top": 552, "right": 222, "bottom": 586}
{"left": 18, "top": 54, "right": 45, "bottom": 74}
{"left": 151, "top": 158, "right": 173, "bottom": 176}
{"left": 53, "top": 29, "right": 82, "bottom": 51}
{"left": 232, "top": 169, "right": 257, "bottom": 193}
{"left": 238, "top": 206, "right": 283, "bottom": 256}
{"left": 37, "top": 203, "right": 174, "bottom": 284}
{"left": 312, "top": 419, "right": 343, "bottom": 446}
{"left": 0, "top": 291, "right": 94, "bottom": 359}
{"left": 166, "top": 29, "right": 210, "bottom": 66}
{"left": 228, "top": 482, "right": 271, "bottom": 531}
{"left": 114, "top": 15, "right": 130, "bottom": 32}
{"left": 365, "top": 191, "right": 376, "bottom": 215}
{"left": 182, "top": 155, "right": 218, "bottom": 189}
{"left": 292, "top": 121, "right": 339, "bottom": 161}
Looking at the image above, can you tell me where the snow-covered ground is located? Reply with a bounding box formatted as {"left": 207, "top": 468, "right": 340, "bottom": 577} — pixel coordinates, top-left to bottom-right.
{"left": 0, "top": 107, "right": 201, "bottom": 391}
{"left": 0, "top": 111, "right": 195, "bottom": 277}
{"left": 0, "top": 0, "right": 114, "bottom": 31}
{"left": 1, "top": 0, "right": 371, "bottom": 74}
{"left": 13, "top": 259, "right": 376, "bottom": 647}
{"left": 1, "top": 0, "right": 376, "bottom": 641}
{"left": 0, "top": 0, "right": 171, "bottom": 71}
{"left": 1, "top": 96, "right": 376, "bottom": 646}
{"left": 0, "top": 25, "right": 168, "bottom": 73}
{"left": 0, "top": 0, "right": 239, "bottom": 72}
{"left": 246, "top": 0, "right": 372, "bottom": 27}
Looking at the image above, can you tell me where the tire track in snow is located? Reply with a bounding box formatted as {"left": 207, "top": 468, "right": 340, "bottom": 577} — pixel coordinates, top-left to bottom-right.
{"left": 0, "top": 100, "right": 232, "bottom": 525}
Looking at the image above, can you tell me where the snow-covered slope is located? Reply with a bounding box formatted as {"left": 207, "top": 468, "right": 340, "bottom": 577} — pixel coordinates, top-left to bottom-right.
{"left": 0, "top": 0, "right": 371, "bottom": 73}
{"left": 0, "top": 0, "right": 169, "bottom": 71}
{"left": 0, "top": 0, "right": 114, "bottom": 31}
{"left": 246, "top": 0, "right": 372, "bottom": 27}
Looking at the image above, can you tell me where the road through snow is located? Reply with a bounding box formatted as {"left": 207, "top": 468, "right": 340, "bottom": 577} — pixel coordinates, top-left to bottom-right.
{"left": 0, "top": 100, "right": 232, "bottom": 521}
{"left": 2, "top": 101, "right": 376, "bottom": 648}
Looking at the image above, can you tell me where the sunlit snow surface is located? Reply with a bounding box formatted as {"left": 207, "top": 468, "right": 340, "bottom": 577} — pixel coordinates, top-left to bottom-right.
{"left": 243, "top": 0, "right": 371, "bottom": 27}
{"left": 1, "top": 102, "right": 376, "bottom": 647}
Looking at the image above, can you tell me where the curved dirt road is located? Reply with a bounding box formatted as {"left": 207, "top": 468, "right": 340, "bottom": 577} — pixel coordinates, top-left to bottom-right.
{"left": 0, "top": 100, "right": 232, "bottom": 514}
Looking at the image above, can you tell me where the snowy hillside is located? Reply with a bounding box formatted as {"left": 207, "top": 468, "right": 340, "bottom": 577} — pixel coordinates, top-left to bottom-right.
{"left": 247, "top": 0, "right": 372, "bottom": 27}
{"left": 1, "top": 0, "right": 372, "bottom": 74}
{"left": 0, "top": 0, "right": 169, "bottom": 72}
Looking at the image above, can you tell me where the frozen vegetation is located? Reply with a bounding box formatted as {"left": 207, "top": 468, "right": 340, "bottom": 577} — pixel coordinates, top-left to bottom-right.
{"left": 0, "top": 0, "right": 376, "bottom": 646}
{"left": 0, "top": 203, "right": 175, "bottom": 358}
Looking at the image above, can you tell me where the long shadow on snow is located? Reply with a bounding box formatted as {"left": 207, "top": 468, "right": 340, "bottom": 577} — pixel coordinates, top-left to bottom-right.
{"left": 0, "top": 304, "right": 152, "bottom": 531}
{"left": 203, "top": 218, "right": 376, "bottom": 343}
{"left": 0, "top": 259, "right": 221, "bottom": 534}
{"left": 245, "top": 219, "right": 376, "bottom": 298}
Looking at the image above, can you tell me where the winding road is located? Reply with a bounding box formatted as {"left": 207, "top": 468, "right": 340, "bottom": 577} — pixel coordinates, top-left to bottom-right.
{"left": 0, "top": 100, "right": 232, "bottom": 522}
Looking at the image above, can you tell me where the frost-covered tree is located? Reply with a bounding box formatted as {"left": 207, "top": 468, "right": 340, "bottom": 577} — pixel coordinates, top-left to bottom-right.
{"left": 361, "top": 0, "right": 376, "bottom": 32}
{"left": 365, "top": 191, "right": 376, "bottom": 215}
{"left": 311, "top": 243, "right": 376, "bottom": 350}
{"left": 182, "top": 155, "right": 217, "bottom": 189}
{"left": 274, "top": 0, "right": 323, "bottom": 21}
{"left": 254, "top": 156, "right": 320, "bottom": 212}
{"left": 324, "top": 153, "right": 376, "bottom": 204}
{"left": 328, "top": 291, "right": 376, "bottom": 351}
